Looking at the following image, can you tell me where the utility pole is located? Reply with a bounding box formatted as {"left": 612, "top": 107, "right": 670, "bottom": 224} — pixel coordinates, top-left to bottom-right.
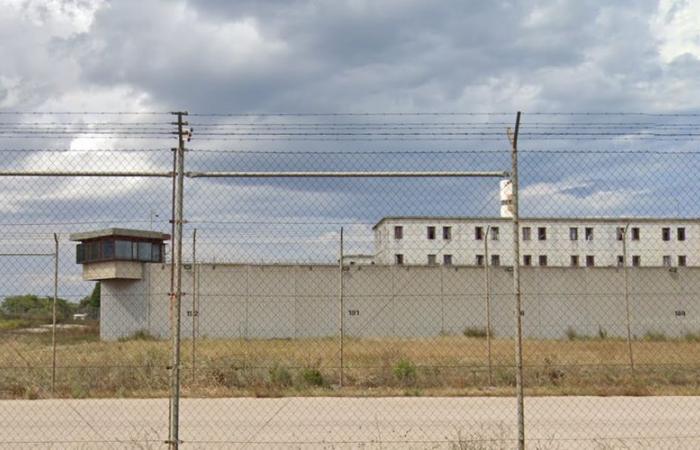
{"left": 508, "top": 111, "right": 524, "bottom": 450}
{"left": 168, "top": 111, "right": 188, "bottom": 450}
{"left": 192, "top": 228, "right": 198, "bottom": 383}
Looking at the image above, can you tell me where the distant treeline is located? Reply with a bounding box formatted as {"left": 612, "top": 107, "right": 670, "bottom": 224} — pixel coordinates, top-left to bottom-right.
{"left": 0, "top": 283, "right": 100, "bottom": 322}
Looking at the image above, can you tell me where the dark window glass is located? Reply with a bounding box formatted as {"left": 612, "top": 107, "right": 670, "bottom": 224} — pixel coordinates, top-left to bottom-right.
{"left": 522, "top": 227, "right": 531, "bottom": 241}
{"left": 585, "top": 227, "right": 594, "bottom": 241}
{"left": 523, "top": 255, "right": 532, "bottom": 266}
{"left": 443, "top": 254, "right": 453, "bottom": 265}
{"left": 138, "top": 242, "right": 152, "bottom": 261}
{"left": 115, "top": 240, "right": 132, "bottom": 260}
{"left": 679, "top": 255, "right": 687, "bottom": 267}
{"left": 87, "top": 242, "right": 99, "bottom": 261}
{"left": 678, "top": 227, "right": 686, "bottom": 241}
{"left": 538, "top": 227, "right": 547, "bottom": 241}
{"left": 570, "top": 255, "right": 579, "bottom": 267}
{"left": 152, "top": 244, "right": 162, "bottom": 262}
{"left": 491, "top": 254, "right": 500, "bottom": 266}
{"left": 662, "top": 228, "right": 670, "bottom": 241}
{"left": 394, "top": 226, "right": 403, "bottom": 240}
{"left": 475, "top": 254, "right": 484, "bottom": 266}
{"left": 76, "top": 243, "right": 85, "bottom": 263}
{"left": 632, "top": 255, "right": 641, "bottom": 267}
{"left": 102, "top": 240, "right": 115, "bottom": 260}
{"left": 427, "top": 226, "right": 436, "bottom": 240}
{"left": 632, "top": 227, "right": 640, "bottom": 240}
{"left": 443, "top": 226, "right": 452, "bottom": 240}
{"left": 475, "top": 226, "right": 483, "bottom": 240}
{"left": 539, "top": 255, "right": 548, "bottom": 266}
{"left": 586, "top": 255, "right": 595, "bottom": 267}
{"left": 395, "top": 254, "right": 404, "bottom": 265}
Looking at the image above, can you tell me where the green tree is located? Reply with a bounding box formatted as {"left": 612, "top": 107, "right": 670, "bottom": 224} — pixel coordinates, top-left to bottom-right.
{"left": 1, "top": 294, "right": 76, "bottom": 322}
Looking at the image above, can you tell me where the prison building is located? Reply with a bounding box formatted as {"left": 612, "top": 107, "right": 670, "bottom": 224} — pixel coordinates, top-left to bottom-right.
{"left": 372, "top": 217, "right": 700, "bottom": 267}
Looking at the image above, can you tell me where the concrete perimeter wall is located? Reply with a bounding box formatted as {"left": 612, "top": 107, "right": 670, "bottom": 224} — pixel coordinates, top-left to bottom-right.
{"left": 100, "top": 264, "right": 700, "bottom": 340}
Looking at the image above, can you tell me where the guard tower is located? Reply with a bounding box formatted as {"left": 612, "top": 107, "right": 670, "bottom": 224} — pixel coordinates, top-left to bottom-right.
{"left": 69, "top": 228, "right": 170, "bottom": 280}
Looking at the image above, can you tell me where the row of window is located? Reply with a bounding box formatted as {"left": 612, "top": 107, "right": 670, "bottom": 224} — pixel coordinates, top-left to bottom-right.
{"left": 395, "top": 254, "right": 688, "bottom": 267}
{"left": 76, "top": 239, "right": 164, "bottom": 264}
{"left": 392, "top": 225, "right": 688, "bottom": 242}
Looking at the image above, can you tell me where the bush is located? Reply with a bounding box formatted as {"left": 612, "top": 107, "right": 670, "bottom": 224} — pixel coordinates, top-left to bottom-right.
{"left": 565, "top": 326, "right": 579, "bottom": 341}
{"left": 300, "top": 368, "right": 324, "bottom": 387}
{"left": 118, "top": 330, "right": 158, "bottom": 342}
{"left": 597, "top": 326, "right": 608, "bottom": 340}
{"left": 393, "top": 358, "right": 417, "bottom": 386}
{"left": 269, "top": 365, "right": 293, "bottom": 387}
{"left": 463, "top": 327, "right": 488, "bottom": 338}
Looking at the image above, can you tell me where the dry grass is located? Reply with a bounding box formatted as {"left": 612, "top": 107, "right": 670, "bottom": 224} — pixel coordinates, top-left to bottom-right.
{"left": 1, "top": 325, "right": 699, "bottom": 399}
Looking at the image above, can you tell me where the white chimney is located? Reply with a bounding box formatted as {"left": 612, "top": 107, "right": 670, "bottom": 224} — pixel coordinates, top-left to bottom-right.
{"left": 500, "top": 179, "right": 513, "bottom": 218}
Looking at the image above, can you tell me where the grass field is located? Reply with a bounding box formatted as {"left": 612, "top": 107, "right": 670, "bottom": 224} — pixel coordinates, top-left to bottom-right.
{"left": 1, "top": 322, "right": 699, "bottom": 399}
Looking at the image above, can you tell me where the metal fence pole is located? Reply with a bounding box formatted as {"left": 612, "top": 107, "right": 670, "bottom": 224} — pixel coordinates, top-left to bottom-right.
{"left": 168, "top": 111, "right": 188, "bottom": 450}
{"left": 51, "top": 233, "right": 59, "bottom": 395}
{"left": 622, "top": 224, "right": 635, "bottom": 369}
{"left": 192, "top": 228, "right": 198, "bottom": 383}
{"left": 339, "top": 227, "right": 345, "bottom": 387}
{"left": 484, "top": 226, "right": 493, "bottom": 385}
{"left": 509, "top": 111, "right": 525, "bottom": 450}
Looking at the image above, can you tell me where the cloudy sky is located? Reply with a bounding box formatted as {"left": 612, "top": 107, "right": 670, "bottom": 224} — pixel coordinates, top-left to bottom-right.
{"left": 2, "top": 0, "right": 700, "bottom": 113}
{"left": 1, "top": 0, "right": 700, "bottom": 298}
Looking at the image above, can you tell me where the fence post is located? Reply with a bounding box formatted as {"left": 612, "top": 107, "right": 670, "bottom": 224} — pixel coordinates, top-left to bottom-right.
{"left": 168, "top": 111, "right": 188, "bottom": 450}
{"left": 484, "top": 226, "right": 493, "bottom": 385}
{"left": 339, "top": 227, "right": 344, "bottom": 387}
{"left": 509, "top": 111, "right": 525, "bottom": 450}
{"left": 51, "top": 233, "right": 58, "bottom": 395}
{"left": 622, "top": 223, "right": 635, "bottom": 369}
{"left": 192, "top": 228, "right": 197, "bottom": 383}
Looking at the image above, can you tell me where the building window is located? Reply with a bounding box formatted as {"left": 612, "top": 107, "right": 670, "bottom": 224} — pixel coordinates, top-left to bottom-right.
{"left": 617, "top": 255, "right": 624, "bottom": 267}
{"left": 616, "top": 227, "right": 625, "bottom": 241}
{"left": 678, "top": 227, "right": 686, "bottom": 241}
{"left": 662, "top": 255, "right": 672, "bottom": 267}
{"left": 427, "top": 254, "right": 437, "bottom": 265}
{"left": 137, "top": 242, "right": 153, "bottom": 262}
{"left": 115, "top": 240, "right": 132, "bottom": 259}
{"left": 442, "top": 226, "right": 452, "bottom": 240}
{"left": 491, "top": 254, "right": 500, "bottom": 267}
{"left": 569, "top": 227, "right": 578, "bottom": 241}
{"left": 76, "top": 243, "right": 86, "bottom": 263}
{"left": 522, "top": 227, "right": 531, "bottom": 241}
{"left": 539, "top": 255, "right": 548, "bottom": 266}
{"left": 585, "top": 227, "right": 594, "bottom": 241}
{"left": 427, "top": 226, "right": 436, "bottom": 240}
{"left": 523, "top": 255, "right": 532, "bottom": 266}
{"left": 475, "top": 254, "right": 484, "bottom": 266}
{"left": 538, "top": 227, "right": 547, "bottom": 241}
{"left": 475, "top": 226, "right": 484, "bottom": 240}
{"left": 679, "top": 255, "right": 687, "bottom": 267}
{"left": 394, "top": 226, "right": 403, "bottom": 240}
{"left": 662, "top": 227, "right": 670, "bottom": 241}
{"left": 570, "top": 255, "right": 579, "bottom": 267}
{"left": 632, "top": 255, "right": 641, "bottom": 267}
{"left": 395, "top": 254, "right": 404, "bottom": 265}
{"left": 631, "top": 227, "right": 640, "bottom": 240}
{"left": 586, "top": 255, "right": 595, "bottom": 267}
{"left": 102, "top": 240, "right": 115, "bottom": 259}
{"left": 491, "top": 227, "right": 499, "bottom": 241}
{"left": 443, "top": 254, "right": 453, "bottom": 266}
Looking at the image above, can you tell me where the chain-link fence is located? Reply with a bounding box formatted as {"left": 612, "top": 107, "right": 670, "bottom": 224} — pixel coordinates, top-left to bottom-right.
{"left": 0, "top": 111, "right": 699, "bottom": 449}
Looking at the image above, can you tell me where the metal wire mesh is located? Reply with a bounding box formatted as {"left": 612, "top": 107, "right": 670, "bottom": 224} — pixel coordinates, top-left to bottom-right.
{"left": 0, "top": 111, "right": 699, "bottom": 448}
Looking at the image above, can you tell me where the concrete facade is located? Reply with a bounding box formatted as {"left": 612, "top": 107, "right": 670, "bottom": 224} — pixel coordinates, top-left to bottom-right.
{"left": 99, "top": 263, "right": 700, "bottom": 341}
{"left": 373, "top": 217, "right": 700, "bottom": 267}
